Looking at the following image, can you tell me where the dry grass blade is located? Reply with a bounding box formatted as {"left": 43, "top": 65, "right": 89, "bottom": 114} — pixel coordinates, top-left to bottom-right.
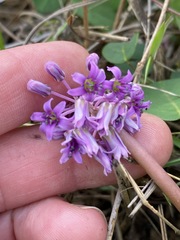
{"left": 116, "top": 161, "right": 180, "bottom": 235}
{"left": 127, "top": 0, "right": 148, "bottom": 35}
{"left": 152, "top": 0, "right": 180, "bottom": 17}
{"left": 158, "top": 204, "right": 168, "bottom": 240}
{"left": 113, "top": 0, "right": 126, "bottom": 30}
{"left": 107, "top": 189, "right": 122, "bottom": 240}
{"left": 128, "top": 180, "right": 156, "bottom": 215}
{"left": 83, "top": 0, "right": 89, "bottom": 48}
{"left": 113, "top": 160, "right": 132, "bottom": 208}
{"left": 82, "top": 30, "right": 129, "bottom": 42}
{"left": 0, "top": 22, "right": 21, "bottom": 42}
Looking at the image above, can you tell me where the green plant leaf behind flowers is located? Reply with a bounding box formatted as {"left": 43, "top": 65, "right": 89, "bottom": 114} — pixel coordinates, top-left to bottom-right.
{"left": 72, "top": 0, "right": 119, "bottom": 29}
{"left": 165, "top": 158, "right": 180, "bottom": 168}
{"left": 143, "top": 78, "right": 180, "bottom": 121}
{"left": 172, "top": 136, "right": 180, "bottom": 149}
{"left": 32, "top": 0, "right": 61, "bottom": 14}
{"left": 144, "top": 17, "right": 173, "bottom": 83}
{"left": 169, "top": 0, "right": 180, "bottom": 29}
{"left": 149, "top": 17, "right": 173, "bottom": 58}
{"left": 102, "top": 33, "right": 139, "bottom": 64}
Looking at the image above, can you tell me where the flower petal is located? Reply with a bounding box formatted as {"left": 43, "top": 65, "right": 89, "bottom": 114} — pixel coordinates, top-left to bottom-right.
{"left": 60, "top": 147, "right": 70, "bottom": 163}
{"left": 43, "top": 98, "right": 53, "bottom": 112}
{"left": 30, "top": 112, "right": 44, "bottom": 122}
{"left": 121, "top": 70, "right": 133, "bottom": 83}
{"left": 72, "top": 72, "right": 86, "bottom": 85}
{"left": 107, "top": 66, "right": 122, "bottom": 79}
{"left": 96, "top": 69, "right": 106, "bottom": 83}
{"left": 53, "top": 101, "right": 66, "bottom": 116}
{"left": 86, "top": 53, "right": 99, "bottom": 70}
{"left": 74, "top": 98, "right": 89, "bottom": 128}
{"left": 68, "top": 87, "right": 85, "bottom": 97}
{"left": 88, "top": 62, "right": 100, "bottom": 79}
{"left": 73, "top": 150, "right": 83, "bottom": 164}
{"left": 41, "top": 123, "right": 56, "bottom": 141}
{"left": 95, "top": 149, "right": 112, "bottom": 175}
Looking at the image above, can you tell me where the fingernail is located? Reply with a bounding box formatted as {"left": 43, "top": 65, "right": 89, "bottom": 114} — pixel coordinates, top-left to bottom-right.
{"left": 78, "top": 205, "right": 107, "bottom": 222}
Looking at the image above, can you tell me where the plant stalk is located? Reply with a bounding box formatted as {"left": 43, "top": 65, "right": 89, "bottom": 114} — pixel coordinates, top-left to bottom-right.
{"left": 120, "top": 129, "right": 180, "bottom": 212}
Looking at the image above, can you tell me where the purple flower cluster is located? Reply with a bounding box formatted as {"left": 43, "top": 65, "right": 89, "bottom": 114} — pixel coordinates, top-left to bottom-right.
{"left": 27, "top": 53, "right": 151, "bottom": 175}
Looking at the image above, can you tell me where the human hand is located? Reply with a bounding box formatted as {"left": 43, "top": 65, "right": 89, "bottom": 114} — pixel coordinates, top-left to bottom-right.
{"left": 0, "top": 41, "right": 173, "bottom": 239}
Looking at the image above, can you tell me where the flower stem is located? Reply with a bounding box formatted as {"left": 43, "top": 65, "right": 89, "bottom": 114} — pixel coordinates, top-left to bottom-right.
{"left": 120, "top": 129, "right": 180, "bottom": 211}
{"left": 51, "top": 90, "right": 75, "bottom": 103}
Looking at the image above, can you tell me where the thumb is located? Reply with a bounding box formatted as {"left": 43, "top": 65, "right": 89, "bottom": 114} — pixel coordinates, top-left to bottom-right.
{"left": 1, "top": 197, "right": 107, "bottom": 240}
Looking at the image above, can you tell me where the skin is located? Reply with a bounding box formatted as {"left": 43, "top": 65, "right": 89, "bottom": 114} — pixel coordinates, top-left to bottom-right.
{"left": 0, "top": 41, "right": 173, "bottom": 240}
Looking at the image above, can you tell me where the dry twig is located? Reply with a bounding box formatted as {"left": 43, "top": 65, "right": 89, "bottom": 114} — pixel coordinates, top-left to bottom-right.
{"left": 114, "top": 160, "right": 180, "bottom": 234}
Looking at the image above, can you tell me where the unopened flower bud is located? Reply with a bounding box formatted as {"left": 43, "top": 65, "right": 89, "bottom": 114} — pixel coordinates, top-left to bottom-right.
{"left": 45, "top": 61, "right": 65, "bottom": 82}
{"left": 86, "top": 53, "right": 99, "bottom": 70}
{"left": 27, "top": 79, "right": 51, "bottom": 97}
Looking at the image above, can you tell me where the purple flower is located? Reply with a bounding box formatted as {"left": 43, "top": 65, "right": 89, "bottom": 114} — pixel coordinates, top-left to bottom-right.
{"left": 30, "top": 98, "right": 67, "bottom": 141}
{"left": 111, "top": 101, "right": 127, "bottom": 132}
{"left": 124, "top": 107, "right": 140, "bottom": 134}
{"left": 45, "top": 61, "right": 65, "bottom": 82}
{"left": 68, "top": 56, "right": 106, "bottom": 101}
{"left": 73, "top": 97, "right": 89, "bottom": 128}
{"left": 94, "top": 147, "right": 112, "bottom": 175}
{"left": 104, "top": 67, "right": 133, "bottom": 100}
{"left": 27, "top": 79, "right": 51, "bottom": 97}
{"left": 95, "top": 102, "right": 114, "bottom": 135}
{"left": 103, "top": 128, "right": 129, "bottom": 161}
{"left": 27, "top": 53, "right": 151, "bottom": 176}
{"left": 60, "top": 128, "right": 99, "bottom": 164}
{"left": 73, "top": 128, "right": 99, "bottom": 157}
{"left": 51, "top": 127, "right": 65, "bottom": 140}
{"left": 86, "top": 53, "right": 99, "bottom": 70}
{"left": 60, "top": 131, "right": 85, "bottom": 164}
{"left": 130, "top": 84, "right": 151, "bottom": 115}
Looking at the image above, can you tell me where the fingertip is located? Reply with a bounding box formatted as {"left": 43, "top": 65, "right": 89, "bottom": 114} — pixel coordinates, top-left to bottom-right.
{"left": 13, "top": 198, "right": 107, "bottom": 240}
{"left": 121, "top": 113, "right": 173, "bottom": 179}
{"left": 137, "top": 113, "right": 173, "bottom": 166}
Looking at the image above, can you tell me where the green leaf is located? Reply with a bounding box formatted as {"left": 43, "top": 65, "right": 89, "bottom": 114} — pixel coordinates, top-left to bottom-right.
{"left": 170, "top": 70, "right": 180, "bottom": 79}
{"left": 165, "top": 158, "right": 180, "bottom": 168}
{"left": 0, "top": 32, "right": 4, "bottom": 50}
{"left": 149, "top": 17, "right": 173, "bottom": 58}
{"left": 143, "top": 78, "right": 180, "bottom": 121}
{"left": 144, "top": 17, "right": 173, "bottom": 83}
{"left": 72, "top": 0, "right": 119, "bottom": 29}
{"left": 131, "top": 43, "right": 144, "bottom": 60}
{"left": 32, "top": 0, "right": 61, "bottom": 14}
{"left": 169, "top": 0, "right": 180, "bottom": 29}
{"left": 144, "top": 56, "right": 152, "bottom": 84}
{"left": 102, "top": 33, "right": 139, "bottom": 64}
{"left": 173, "top": 136, "right": 180, "bottom": 149}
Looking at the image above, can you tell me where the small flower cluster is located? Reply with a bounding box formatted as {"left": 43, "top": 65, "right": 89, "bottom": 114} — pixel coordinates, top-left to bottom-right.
{"left": 27, "top": 53, "right": 151, "bottom": 175}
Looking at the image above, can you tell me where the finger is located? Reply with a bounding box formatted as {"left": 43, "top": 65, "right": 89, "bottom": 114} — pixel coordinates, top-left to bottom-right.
{"left": 0, "top": 113, "right": 172, "bottom": 212}
{"left": 0, "top": 41, "right": 88, "bottom": 135}
{"left": 0, "top": 197, "right": 107, "bottom": 240}
{"left": 122, "top": 112, "right": 173, "bottom": 174}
